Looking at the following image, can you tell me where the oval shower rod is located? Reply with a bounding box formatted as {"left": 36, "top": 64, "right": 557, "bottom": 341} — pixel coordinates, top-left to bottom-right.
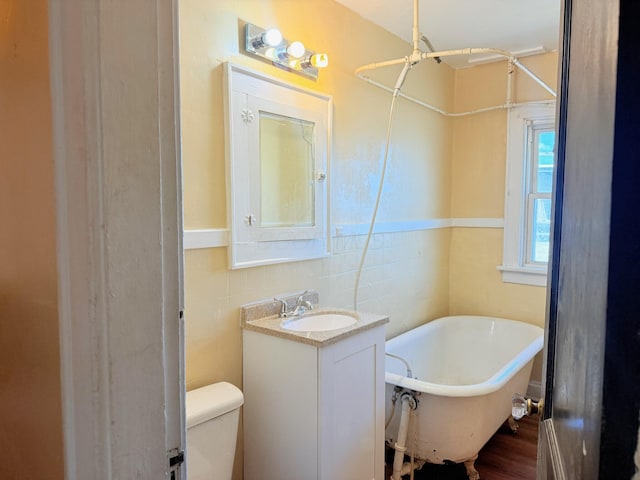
{"left": 354, "top": 0, "right": 556, "bottom": 117}
{"left": 355, "top": 47, "right": 556, "bottom": 97}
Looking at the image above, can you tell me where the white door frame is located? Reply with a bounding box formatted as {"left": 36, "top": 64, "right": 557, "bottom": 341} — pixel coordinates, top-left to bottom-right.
{"left": 49, "top": 1, "right": 184, "bottom": 478}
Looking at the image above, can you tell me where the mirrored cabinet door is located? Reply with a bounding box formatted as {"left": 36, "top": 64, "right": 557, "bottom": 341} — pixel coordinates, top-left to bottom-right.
{"left": 259, "top": 110, "right": 315, "bottom": 229}
{"left": 225, "top": 63, "right": 332, "bottom": 269}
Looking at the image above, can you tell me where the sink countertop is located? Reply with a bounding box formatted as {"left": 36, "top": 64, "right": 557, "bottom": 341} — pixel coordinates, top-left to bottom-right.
{"left": 240, "top": 295, "right": 388, "bottom": 347}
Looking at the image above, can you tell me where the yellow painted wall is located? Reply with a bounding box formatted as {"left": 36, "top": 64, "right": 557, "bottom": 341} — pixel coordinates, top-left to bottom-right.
{"left": 180, "top": 0, "right": 558, "bottom": 475}
{"left": 449, "top": 52, "right": 559, "bottom": 379}
{"left": 181, "top": 0, "right": 455, "bottom": 383}
{"left": 0, "top": 0, "right": 64, "bottom": 478}
{"left": 179, "top": 2, "right": 454, "bottom": 476}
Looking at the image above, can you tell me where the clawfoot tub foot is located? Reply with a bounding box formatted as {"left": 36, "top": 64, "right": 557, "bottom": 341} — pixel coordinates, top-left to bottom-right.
{"left": 463, "top": 455, "right": 480, "bottom": 480}
{"left": 508, "top": 415, "right": 520, "bottom": 434}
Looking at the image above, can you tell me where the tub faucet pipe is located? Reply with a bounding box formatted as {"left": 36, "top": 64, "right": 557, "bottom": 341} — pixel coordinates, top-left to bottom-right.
{"left": 386, "top": 352, "right": 413, "bottom": 378}
{"left": 391, "top": 392, "right": 418, "bottom": 480}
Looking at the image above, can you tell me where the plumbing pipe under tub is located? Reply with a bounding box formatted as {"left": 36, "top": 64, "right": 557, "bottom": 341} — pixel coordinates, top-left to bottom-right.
{"left": 391, "top": 393, "right": 417, "bottom": 480}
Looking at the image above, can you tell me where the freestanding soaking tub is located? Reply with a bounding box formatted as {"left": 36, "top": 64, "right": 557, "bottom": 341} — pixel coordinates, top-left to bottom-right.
{"left": 385, "top": 315, "right": 543, "bottom": 477}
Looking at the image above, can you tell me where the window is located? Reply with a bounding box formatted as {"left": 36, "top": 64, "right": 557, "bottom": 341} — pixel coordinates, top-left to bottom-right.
{"left": 527, "top": 126, "right": 555, "bottom": 264}
{"left": 500, "top": 104, "right": 556, "bottom": 286}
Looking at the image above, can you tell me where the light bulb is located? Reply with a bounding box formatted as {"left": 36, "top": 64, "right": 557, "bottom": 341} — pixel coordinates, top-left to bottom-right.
{"left": 262, "top": 28, "right": 282, "bottom": 47}
{"left": 310, "top": 53, "right": 329, "bottom": 68}
{"left": 251, "top": 27, "right": 282, "bottom": 49}
{"left": 286, "top": 41, "right": 306, "bottom": 59}
{"left": 300, "top": 53, "right": 329, "bottom": 70}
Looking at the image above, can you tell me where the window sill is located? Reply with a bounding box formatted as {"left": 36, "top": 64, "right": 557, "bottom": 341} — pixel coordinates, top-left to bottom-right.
{"left": 497, "top": 265, "right": 548, "bottom": 287}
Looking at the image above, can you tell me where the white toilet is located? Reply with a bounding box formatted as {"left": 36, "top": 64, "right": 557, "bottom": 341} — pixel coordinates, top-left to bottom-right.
{"left": 186, "top": 382, "right": 244, "bottom": 480}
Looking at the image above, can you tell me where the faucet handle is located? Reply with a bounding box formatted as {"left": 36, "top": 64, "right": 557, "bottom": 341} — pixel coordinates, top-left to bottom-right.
{"left": 274, "top": 297, "right": 288, "bottom": 317}
{"left": 296, "top": 290, "right": 314, "bottom": 311}
{"left": 512, "top": 393, "right": 544, "bottom": 420}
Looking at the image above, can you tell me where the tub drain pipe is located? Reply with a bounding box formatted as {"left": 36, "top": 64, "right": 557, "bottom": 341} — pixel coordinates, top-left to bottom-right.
{"left": 391, "top": 392, "right": 418, "bottom": 480}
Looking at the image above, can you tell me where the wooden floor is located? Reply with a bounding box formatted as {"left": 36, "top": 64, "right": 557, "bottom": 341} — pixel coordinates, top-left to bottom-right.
{"left": 385, "top": 415, "right": 538, "bottom": 480}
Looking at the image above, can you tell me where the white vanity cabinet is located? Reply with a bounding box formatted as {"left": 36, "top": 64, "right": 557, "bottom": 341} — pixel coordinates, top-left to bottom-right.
{"left": 243, "top": 323, "right": 386, "bottom": 480}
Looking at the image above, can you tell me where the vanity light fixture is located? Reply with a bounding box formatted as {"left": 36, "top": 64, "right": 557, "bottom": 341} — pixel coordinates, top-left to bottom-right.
{"left": 244, "top": 22, "right": 328, "bottom": 80}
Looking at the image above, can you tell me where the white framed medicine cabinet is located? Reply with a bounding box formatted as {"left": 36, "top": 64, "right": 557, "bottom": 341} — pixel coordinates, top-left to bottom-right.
{"left": 224, "top": 63, "right": 332, "bottom": 269}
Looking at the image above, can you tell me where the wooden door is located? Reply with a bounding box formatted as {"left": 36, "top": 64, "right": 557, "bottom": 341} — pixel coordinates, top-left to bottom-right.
{"left": 538, "top": 0, "right": 640, "bottom": 478}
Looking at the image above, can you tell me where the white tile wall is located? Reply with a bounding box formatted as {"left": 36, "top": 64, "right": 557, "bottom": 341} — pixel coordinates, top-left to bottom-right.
{"left": 184, "top": 229, "right": 451, "bottom": 390}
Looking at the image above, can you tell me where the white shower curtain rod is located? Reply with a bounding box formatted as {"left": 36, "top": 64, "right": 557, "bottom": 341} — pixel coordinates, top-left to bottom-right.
{"left": 354, "top": 0, "right": 556, "bottom": 117}
{"left": 354, "top": 47, "right": 556, "bottom": 117}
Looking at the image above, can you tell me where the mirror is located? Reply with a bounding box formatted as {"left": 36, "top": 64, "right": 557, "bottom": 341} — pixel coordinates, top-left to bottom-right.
{"left": 224, "top": 63, "right": 332, "bottom": 269}
{"left": 259, "top": 112, "right": 315, "bottom": 228}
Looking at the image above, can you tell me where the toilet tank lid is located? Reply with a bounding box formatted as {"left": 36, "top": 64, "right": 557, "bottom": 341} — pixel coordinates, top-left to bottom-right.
{"left": 186, "top": 382, "right": 244, "bottom": 429}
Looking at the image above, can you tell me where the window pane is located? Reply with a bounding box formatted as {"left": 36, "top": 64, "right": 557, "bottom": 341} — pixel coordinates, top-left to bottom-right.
{"left": 536, "top": 130, "right": 555, "bottom": 193}
{"left": 531, "top": 197, "right": 552, "bottom": 263}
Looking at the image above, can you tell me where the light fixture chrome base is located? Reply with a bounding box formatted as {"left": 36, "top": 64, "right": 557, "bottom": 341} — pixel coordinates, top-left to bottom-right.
{"left": 244, "top": 23, "right": 319, "bottom": 80}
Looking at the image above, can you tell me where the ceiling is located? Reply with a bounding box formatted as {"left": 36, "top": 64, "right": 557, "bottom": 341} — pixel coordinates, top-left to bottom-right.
{"left": 335, "top": 0, "right": 561, "bottom": 68}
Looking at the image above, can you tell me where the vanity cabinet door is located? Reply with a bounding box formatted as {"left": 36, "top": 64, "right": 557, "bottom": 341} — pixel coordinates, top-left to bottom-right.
{"left": 243, "top": 331, "right": 319, "bottom": 480}
{"left": 318, "top": 325, "right": 385, "bottom": 480}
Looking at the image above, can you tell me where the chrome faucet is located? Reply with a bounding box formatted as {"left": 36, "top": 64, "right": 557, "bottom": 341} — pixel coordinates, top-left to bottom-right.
{"left": 274, "top": 297, "right": 289, "bottom": 318}
{"left": 292, "top": 292, "right": 313, "bottom": 316}
{"left": 274, "top": 291, "right": 313, "bottom": 318}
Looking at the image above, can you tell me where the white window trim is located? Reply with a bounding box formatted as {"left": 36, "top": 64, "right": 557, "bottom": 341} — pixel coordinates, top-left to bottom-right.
{"left": 500, "top": 103, "right": 556, "bottom": 286}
